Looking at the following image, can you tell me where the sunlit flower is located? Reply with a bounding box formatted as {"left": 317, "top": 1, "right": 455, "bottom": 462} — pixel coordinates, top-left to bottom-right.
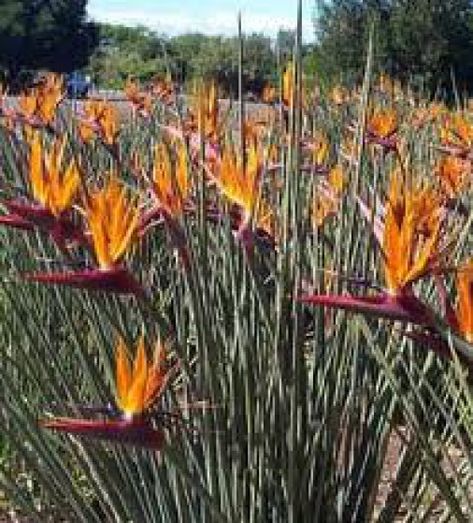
{"left": 243, "top": 118, "right": 268, "bottom": 149}
{"left": 382, "top": 175, "right": 443, "bottom": 294}
{"left": 151, "top": 74, "right": 175, "bottom": 105}
{"left": 377, "top": 74, "right": 404, "bottom": 101}
{"left": 440, "top": 113, "right": 473, "bottom": 157}
{"left": 41, "top": 337, "right": 176, "bottom": 450}
{"left": 0, "top": 84, "right": 15, "bottom": 130}
{"left": 411, "top": 102, "right": 445, "bottom": 129}
{"left": 300, "top": 173, "right": 445, "bottom": 326}
{"left": 340, "top": 135, "right": 357, "bottom": 164}
{"left": 218, "top": 144, "right": 270, "bottom": 226}
{"left": 330, "top": 85, "right": 350, "bottom": 106}
{"left": 282, "top": 61, "right": 306, "bottom": 109}
{"left": 378, "top": 73, "right": 393, "bottom": 95}
{"left": 450, "top": 261, "right": 473, "bottom": 344}
{"left": 28, "top": 133, "right": 80, "bottom": 217}
{"left": 152, "top": 142, "right": 189, "bottom": 218}
{"left": 85, "top": 176, "right": 140, "bottom": 270}
{"left": 212, "top": 142, "right": 274, "bottom": 250}
{"left": 262, "top": 84, "right": 277, "bottom": 104}
{"left": 116, "top": 337, "right": 172, "bottom": 419}
{"left": 282, "top": 62, "right": 294, "bottom": 108}
{"left": 78, "top": 100, "right": 119, "bottom": 147}
{"left": 304, "top": 131, "right": 330, "bottom": 170}
{"left": 18, "top": 73, "right": 64, "bottom": 128}
{"left": 124, "top": 77, "right": 153, "bottom": 117}
{"left": 435, "top": 155, "right": 471, "bottom": 199}
{"left": 188, "top": 81, "right": 219, "bottom": 142}
{"left": 138, "top": 142, "right": 191, "bottom": 264}
{"left": 366, "top": 107, "right": 398, "bottom": 151}
{"left": 218, "top": 144, "right": 259, "bottom": 215}
{"left": 25, "top": 176, "right": 143, "bottom": 296}
{"left": 0, "top": 133, "right": 82, "bottom": 250}
{"left": 312, "top": 165, "right": 345, "bottom": 228}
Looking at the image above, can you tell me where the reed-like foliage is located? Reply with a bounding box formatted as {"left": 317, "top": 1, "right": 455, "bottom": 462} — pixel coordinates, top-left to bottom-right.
{"left": 0, "top": 5, "right": 473, "bottom": 521}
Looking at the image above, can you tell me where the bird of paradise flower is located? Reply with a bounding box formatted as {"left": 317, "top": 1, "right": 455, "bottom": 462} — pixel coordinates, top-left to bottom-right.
{"left": 300, "top": 172, "right": 448, "bottom": 327}
{"left": 25, "top": 175, "right": 144, "bottom": 296}
{"left": 0, "top": 132, "right": 83, "bottom": 251}
{"left": 41, "top": 337, "right": 181, "bottom": 450}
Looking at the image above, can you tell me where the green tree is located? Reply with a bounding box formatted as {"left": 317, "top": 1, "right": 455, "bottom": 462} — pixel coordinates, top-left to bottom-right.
{"left": 389, "top": 0, "right": 473, "bottom": 89}
{"left": 168, "top": 33, "right": 208, "bottom": 82}
{"left": 188, "top": 36, "right": 238, "bottom": 94}
{"left": 0, "top": 0, "right": 98, "bottom": 88}
{"left": 315, "top": 0, "right": 391, "bottom": 81}
{"left": 315, "top": 0, "right": 473, "bottom": 92}
{"left": 243, "top": 33, "right": 276, "bottom": 92}
{"left": 88, "top": 24, "right": 168, "bottom": 87}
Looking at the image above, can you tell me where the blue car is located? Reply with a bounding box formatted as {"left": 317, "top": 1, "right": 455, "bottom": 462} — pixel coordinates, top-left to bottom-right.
{"left": 66, "top": 72, "right": 91, "bottom": 99}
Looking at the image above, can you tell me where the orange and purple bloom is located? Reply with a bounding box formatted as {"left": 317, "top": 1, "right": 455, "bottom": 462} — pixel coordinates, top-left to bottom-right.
{"left": 212, "top": 142, "right": 274, "bottom": 251}
{"left": 300, "top": 173, "right": 445, "bottom": 326}
{"left": 365, "top": 108, "right": 398, "bottom": 152}
{"left": 140, "top": 141, "right": 191, "bottom": 265}
{"left": 42, "top": 337, "right": 176, "bottom": 450}
{"left": 0, "top": 133, "right": 83, "bottom": 250}
{"left": 25, "top": 175, "right": 144, "bottom": 296}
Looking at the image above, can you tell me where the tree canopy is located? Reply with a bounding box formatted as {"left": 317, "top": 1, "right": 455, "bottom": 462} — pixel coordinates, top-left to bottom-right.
{"left": 0, "top": 0, "right": 98, "bottom": 87}
{"left": 88, "top": 25, "right": 298, "bottom": 95}
{"left": 315, "top": 0, "right": 473, "bottom": 92}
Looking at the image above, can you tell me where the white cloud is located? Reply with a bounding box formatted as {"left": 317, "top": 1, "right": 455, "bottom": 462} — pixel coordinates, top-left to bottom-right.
{"left": 88, "top": 7, "right": 314, "bottom": 40}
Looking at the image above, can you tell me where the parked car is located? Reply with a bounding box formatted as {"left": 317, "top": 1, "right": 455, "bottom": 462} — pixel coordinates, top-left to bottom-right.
{"left": 66, "top": 72, "right": 91, "bottom": 99}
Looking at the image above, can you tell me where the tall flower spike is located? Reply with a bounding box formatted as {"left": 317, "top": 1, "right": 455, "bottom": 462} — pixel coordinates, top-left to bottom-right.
{"left": 382, "top": 174, "right": 443, "bottom": 294}
{"left": 189, "top": 81, "right": 219, "bottom": 142}
{"left": 282, "top": 61, "right": 306, "bottom": 110}
{"left": 215, "top": 142, "right": 274, "bottom": 248}
{"left": 41, "top": 337, "right": 176, "bottom": 450}
{"left": 300, "top": 172, "right": 444, "bottom": 327}
{"left": 282, "top": 62, "right": 294, "bottom": 108}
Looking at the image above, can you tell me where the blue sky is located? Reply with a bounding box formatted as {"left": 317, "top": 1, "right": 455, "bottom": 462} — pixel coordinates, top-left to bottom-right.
{"left": 87, "top": 1, "right": 315, "bottom": 40}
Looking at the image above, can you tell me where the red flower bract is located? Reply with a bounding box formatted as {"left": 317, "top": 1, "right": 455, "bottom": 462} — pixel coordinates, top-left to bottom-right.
{"left": 2, "top": 199, "right": 84, "bottom": 249}
{"left": 40, "top": 417, "right": 165, "bottom": 450}
{"left": 24, "top": 266, "right": 144, "bottom": 297}
{"left": 298, "top": 291, "right": 434, "bottom": 326}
